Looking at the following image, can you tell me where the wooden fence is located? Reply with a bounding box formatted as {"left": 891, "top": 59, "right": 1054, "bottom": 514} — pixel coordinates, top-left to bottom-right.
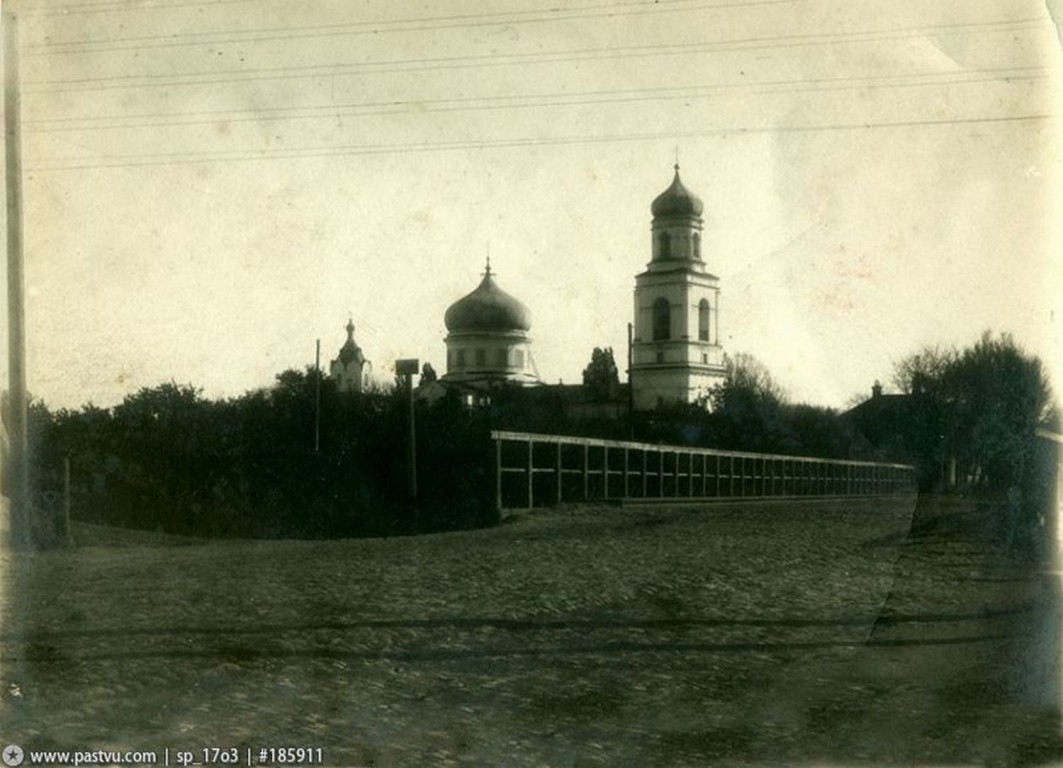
{"left": 491, "top": 430, "right": 916, "bottom": 511}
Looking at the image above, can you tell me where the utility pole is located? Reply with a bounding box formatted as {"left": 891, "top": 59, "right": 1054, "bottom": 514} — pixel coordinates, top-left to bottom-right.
{"left": 314, "top": 339, "right": 321, "bottom": 453}
{"left": 627, "top": 322, "right": 635, "bottom": 440}
{"left": 407, "top": 373, "right": 416, "bottom": 499}
{"left": 395, "top": 359, "right": 419, "bottom": 500}
{"left": 5, "top": 12, "right": 30, "bottom": 551}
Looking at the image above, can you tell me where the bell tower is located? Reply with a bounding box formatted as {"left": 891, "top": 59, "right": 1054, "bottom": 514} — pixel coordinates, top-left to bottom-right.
{"left": 630, "top": 165, "right": 725, "bottom": 409}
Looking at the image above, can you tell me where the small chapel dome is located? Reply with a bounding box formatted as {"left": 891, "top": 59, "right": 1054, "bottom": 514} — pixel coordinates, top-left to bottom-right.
{"left": 651, "top": 164, "right": 704, "bottom": 218}
{"left": 444, "top": 262, "right": 532, "bottom": 333}
{"left": 337, "top": 318, "right": 365, "bottom": 365}
{"left": 330, "top": 317, "right": 369, "bottom": 393}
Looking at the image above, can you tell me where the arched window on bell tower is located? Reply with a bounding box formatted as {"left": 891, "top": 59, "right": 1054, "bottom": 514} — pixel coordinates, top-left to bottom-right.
{"left": 693, "top": 232, "right": 701, "bottom": 261}
{"left": 653, "top": 297, "right": 670, "bottom": 341}
{"left": 698, "top": 299, "right": 710, "bottom": 342}
{"left": 658, "top": 231, "right": 671, "bottom": 260}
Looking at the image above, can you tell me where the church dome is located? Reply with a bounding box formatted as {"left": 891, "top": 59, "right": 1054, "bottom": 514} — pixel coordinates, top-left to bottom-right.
{"left": 337, "top": 319, "right": 364, "bottom": 365}
{"left": 444, "top": 264, "right": 531, "bottom": 333}
{"left": 651, "top": 164, "right": 704, "bottom": 218}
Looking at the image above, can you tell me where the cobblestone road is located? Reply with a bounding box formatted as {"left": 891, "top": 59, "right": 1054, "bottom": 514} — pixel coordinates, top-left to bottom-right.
{"left": 1, "top": 499, "right": 1060, "bottom": 766}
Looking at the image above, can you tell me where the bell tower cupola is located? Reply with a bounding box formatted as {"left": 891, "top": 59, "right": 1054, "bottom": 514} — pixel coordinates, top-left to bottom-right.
{"left": 650, "top": 163, "right": 705, "bottom": 267}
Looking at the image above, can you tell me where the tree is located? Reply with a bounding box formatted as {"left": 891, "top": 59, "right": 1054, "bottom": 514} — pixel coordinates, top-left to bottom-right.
{"left": 582, "top": 347, "right": 620, "bottom": 401}
{"left": 890, "top": 332, "right": 1056, "bottom": 552}
{"left": 707, "top": 352, "right": 787, "bottom": 451}
{"left": 891, "top": 344, "right": 958, "bottom": 395}
{"left": 893, "top": 332, "right": 1054, "bottom": 492}
{"left": 943, "top": 332, "right": 1053, "bottom": 491}
{"left": 709, "top": 352, "right": 786, "bottom": 412}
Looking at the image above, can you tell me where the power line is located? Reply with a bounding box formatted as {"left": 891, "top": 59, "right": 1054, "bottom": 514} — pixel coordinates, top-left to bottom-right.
{"left": 23, "top": 67, "right": 1049, "bottom": 133}
{"left": 21, "top": 16, "right": 1051, "bottom": 95}
{"left": 25, "top": 113, "right": 1057, "bottom": 172}
{"left": 22, "top": 0, "right": 796, "bottom": 55}
{"left": 24, "top": 0, "right": 687, "bottom": 25}
{"left": 20, "top": 0, "right": 263, "bottom": 18}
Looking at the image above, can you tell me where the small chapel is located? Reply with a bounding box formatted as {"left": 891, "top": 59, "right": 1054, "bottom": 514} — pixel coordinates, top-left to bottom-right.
{"left": 329, "top": 318, "right": 370, "bottom": 393}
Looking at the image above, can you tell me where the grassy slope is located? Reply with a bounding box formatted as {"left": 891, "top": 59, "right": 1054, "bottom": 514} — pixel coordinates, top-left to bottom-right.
{"left": 1, "top": 498, "right": 1060, "bottom": 767}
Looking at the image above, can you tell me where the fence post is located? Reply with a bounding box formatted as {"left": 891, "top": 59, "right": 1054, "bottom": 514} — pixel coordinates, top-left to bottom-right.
{"left": 623, "top": 447, "right": 630, "bottom": 499}
{"left": 494, "top": 437, "right": 503, "bottom": 512}
{"left": 63, "top": 455, "right": 72, "bottom": 547}
{"left": 526, "top": 438, "right": 534, "bottom": 509}
{"left": 603, "top": 445, "right": 609, "bottom": 499}
{"left": 555, "top": 441, "right": 563, "bottom": 506}
{"left": 582, "top": 443, "right": 589, "bottom": 500}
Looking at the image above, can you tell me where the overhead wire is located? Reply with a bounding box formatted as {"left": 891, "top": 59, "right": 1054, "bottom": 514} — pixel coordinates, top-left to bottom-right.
{"left": 26, "top": 113, "right": 1057, "bottom": 172}
{"left": 17, "top": 5, "right": 1055, "bottom": 173}
{"left": 20, "top": 0, "right": 265, "bottom": 17}
{"left": 23, "top": 66, "right": 1050, "bottom": 133}
{"left": 21, "top": 16, "right": 1052, "bottom": 95}
{"left": 22, "top": 0, "right": 797, "bottom": 55}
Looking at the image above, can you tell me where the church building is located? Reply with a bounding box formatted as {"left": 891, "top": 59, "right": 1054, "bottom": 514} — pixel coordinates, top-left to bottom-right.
{"left": 428, "top": 166, "right": 722, "bottom": 410}
{"left": 329, "top": 318, "right": 370, "bottom": 393}
{"left": 630, "top": 165, "right": 726, "bottom": 409}
{"left": 442, "top": 260, "right": 539, "bottom": 387}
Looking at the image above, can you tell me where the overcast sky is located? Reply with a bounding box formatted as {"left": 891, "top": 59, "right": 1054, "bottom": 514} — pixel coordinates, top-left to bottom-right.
{"left": 5, "top": 0, "right": 1062, "bottom": 410}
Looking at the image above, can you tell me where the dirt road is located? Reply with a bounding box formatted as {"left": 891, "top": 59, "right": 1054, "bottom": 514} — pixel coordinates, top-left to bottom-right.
{"left": 1, "top": 499, "right": 1059, "bottom": 766}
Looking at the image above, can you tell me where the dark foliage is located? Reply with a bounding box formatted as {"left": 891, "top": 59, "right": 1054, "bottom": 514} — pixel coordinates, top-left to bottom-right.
{"left": 775, "top": 403, "right": 856, "bottom": 459}
{"left": 704, "top": 353, "right": 786, "bottom": 452}
{"left": 26, "top": 332, "right": 1054, "bottom": 554}
{"left": 888, "top": 332, "right": 1055, "bottom": 493}
{"left": 883, "top": 332, "right": 1058, "bottom": 556}
{"left": 30, "top": 371, "right": 496, "bottom": 540}
{"left": 631, "top": 354, "right": 854, "bottom": 459}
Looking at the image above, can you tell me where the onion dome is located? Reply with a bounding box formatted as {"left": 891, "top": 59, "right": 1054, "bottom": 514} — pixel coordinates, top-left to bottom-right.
{"left": 337, "top": 318, "right": 365, "bottom": 365}
{"left": 444, "top": 261, "right": 531, "bottom": 333}
{"left": 651, "top": 164, "right": 704, "bottom": 218}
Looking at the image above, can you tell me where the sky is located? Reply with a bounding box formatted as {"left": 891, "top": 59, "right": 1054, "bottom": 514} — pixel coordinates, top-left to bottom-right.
{"left": 4, "top": 0, "right": 1062, "bottom": 411}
